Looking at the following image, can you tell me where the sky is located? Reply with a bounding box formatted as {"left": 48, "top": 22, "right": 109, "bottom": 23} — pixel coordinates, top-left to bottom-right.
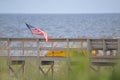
{"left": 0, "top": 0, "right": 120, "bottom": 14}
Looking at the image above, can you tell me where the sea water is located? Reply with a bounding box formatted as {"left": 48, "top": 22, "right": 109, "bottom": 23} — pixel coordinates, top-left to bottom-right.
{"left": 0, "top": 13, "right": 120, "bottom": 38}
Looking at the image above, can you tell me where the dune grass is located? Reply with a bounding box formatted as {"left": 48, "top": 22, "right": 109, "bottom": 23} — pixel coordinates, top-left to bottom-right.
{"left": 0, "top": 51, "right": 120, "bottom": 80}
{"left": 0, "top": 58, "right": 9, "bottom": 80}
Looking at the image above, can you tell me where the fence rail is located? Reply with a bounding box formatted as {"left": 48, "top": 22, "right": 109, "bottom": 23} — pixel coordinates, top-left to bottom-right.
{"left": 0, "top": 37, "right": 120, "bottom": 63}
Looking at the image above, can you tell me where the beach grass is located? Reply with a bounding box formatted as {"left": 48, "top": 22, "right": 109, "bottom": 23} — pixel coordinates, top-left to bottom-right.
{"left": 0, "top": 51, "right": 120, "bottom": 80}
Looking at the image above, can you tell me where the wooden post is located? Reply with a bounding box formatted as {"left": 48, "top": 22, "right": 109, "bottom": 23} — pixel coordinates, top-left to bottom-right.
{"left": 87, "top": 39, "right": 91, "bottom": 57}
{"left": 103, "top": 39, "right": 107, "bottom": 56}
{"left": 22, "top": 40, "right": 25, "bottom": 75}
{"left": 51, "top": 41, "right": 54, "bottom": 80}
{"left": 118, "top": 39, "right": 120, "bottom": 55}
{"left": 37, "top": 39, "right": 41, "bottom": 79}
{"left": 80, "top": 40, "right": 83, "bottom": 50}
{"left": 7, "top": 39, "right": 11, "bottom": 75}
{"left": 22, "top": 40, "right": 25, "bottom": 55}
{"left": 66, "top": 38, "right": 70, "bottom": 79}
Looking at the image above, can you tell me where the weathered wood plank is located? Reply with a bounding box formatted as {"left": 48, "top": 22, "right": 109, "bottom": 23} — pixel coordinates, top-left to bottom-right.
{"left": 0, "top": 47, "right": 86, "bottom": 50}
{"left": 0, "top": 56, "right": 66, "bottom": 61}
{"left": 0, "top": 37, "right": 119, "bottom": 56}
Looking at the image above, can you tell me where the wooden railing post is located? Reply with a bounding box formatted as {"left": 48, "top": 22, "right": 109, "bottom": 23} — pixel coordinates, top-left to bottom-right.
{"left": 66, "top": 38, "right": 70, "bottom": 79}
{"left": 37, "top": 39, "right": 41, "bottom": 79}
{"left": 22, "top": 40, "right": 25, "bottom": 55}
{"left": 103, "top": 39, "right": 107, "bottom": 56}
{"left": 118, "top": 39, "right": 120, "bottom": 55}
{"left": 87, "top": 39, "right": 91, "bottom": 57}
{"left": 7, "top": 38, "right": 11, "bottom": 75}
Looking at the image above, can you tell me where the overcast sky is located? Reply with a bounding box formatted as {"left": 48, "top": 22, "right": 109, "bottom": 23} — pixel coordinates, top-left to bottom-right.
{"left": 0, "top": 0, "right": 120, "bottom": 14}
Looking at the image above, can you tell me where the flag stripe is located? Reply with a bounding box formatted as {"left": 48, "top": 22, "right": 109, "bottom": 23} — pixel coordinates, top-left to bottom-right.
{"left": 26, "top": 23, "right": 48, "bottom": 42}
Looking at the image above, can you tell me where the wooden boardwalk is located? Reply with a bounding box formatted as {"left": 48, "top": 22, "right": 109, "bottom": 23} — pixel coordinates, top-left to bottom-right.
{"left": 0, "top": 37, "right": 120, "bottom": 63}
{"left": 0, "top": 37, "right": 120, "bottom": 79}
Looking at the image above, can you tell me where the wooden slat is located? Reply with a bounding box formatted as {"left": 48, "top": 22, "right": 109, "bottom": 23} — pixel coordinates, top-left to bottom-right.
{"left": 90, "top": 56, "right": 120, "bottom": 66}
{"left": 1, "top": 47, "right": 86, "bottom": 50}
{"left": 0, "top": 56, "right": 66, "bottom": 61}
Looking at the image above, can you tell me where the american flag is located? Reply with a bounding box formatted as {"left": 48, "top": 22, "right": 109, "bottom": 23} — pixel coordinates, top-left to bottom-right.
{"left": 26, "top": 23, "right": 48, "bottom": 42}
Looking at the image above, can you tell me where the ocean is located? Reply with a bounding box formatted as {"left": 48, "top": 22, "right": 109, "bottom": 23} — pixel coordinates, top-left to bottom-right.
{"left": 0, "top": 14, "right": 120, "bottom": 38}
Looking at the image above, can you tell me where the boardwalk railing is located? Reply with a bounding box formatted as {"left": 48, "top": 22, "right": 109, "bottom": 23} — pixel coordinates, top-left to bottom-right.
{"left": 0, "top": 37, "right": 120, "bottom": 55}
{"left": 0, "top": 37, "right": 120, "bottom": 78}
{"left": 0, "top": 37, "right": 120, "bottom": 65}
